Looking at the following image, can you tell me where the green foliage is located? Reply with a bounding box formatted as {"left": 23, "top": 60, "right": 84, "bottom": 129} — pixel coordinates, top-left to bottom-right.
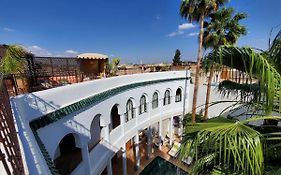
{"left": 105, "top": 57, "right": 121, "bottom": 76}
{"left": 204, "top": 29, "right": 281, "bottom": 116}
{"left": 210, "top": 166, "right": 240, "bottom": 175}
{"left": 268, "top": 29, "right": 281, "bottom": 73}
{"left": 180, "top": 0, "right": 228, "bottom": 23}
{"left": 0, "top": 45, "right": 26, "bottom": 74}
{"left": 272, "top": 168, "right": 281, "bottom": 175}
{"left": 203, "top": 7, "right": 247, "bottom": 49}
{"left": 180, "top": 0, "right": 229, "bottom": 123}
{"left": 184, "top": 115, "right": 235, "bottom": 135}
{"left": 217, "top": 80, "right": 260, "bottom": 102}
{"left": 202, "top": 7, "right": 247, "bottom": 119}
{"left": 207, "top": 45, "right": 281, "bottom": 115}
{"left": 112, "top": 57, "right": 120, "bottom": 66}
{"left": 183, "top": 113, "right": 205, "bottom": 125}
{"left": 111, "top": 58, "right": 120, "bottom": 75}
{"left": 172, "top": 49, "right": 182, "bottom": 66}
{"left": 180, "top": 116, "right": 281, "bottom": 175}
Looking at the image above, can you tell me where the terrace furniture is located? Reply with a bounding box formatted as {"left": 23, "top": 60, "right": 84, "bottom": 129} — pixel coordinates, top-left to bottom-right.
{"left": 168, "top": 141, "right": 181, "bottom": 158}
{"left": 182, "top": 156, "right": 193, "bottom": 165}
{"left": 153, "top": 137, "right": 163, "bottom": 147}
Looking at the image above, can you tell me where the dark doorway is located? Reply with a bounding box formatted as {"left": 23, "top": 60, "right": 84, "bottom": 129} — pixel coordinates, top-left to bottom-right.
{"left": 54, "top": 133, "right": 82, "bottom": 175}
{"left": 59, "top": 133, "right": 76, "bottom": 155}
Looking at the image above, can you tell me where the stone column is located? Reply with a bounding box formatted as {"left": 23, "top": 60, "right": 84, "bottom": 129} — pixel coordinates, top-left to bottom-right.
{"left": 180, "top": 114, "right": 184, "bottom": 140}
{"left": 134, "top": 133, "right": 140, "bottom": 171}
{"left": 81, "top": 144, "right": 91, "bottom": 175}
{"left": 158, "top": 120, "right": 162, "bottom": 150}
{"left": 122, "top": 143, "right": 127, "bottom": 175}
{"left": 120, "top": 114, "right": 125, "bottom": 136}
{"left": 146, "top": 126, "right": 151, "bottom": 160}
{"left": 107, "top": 161, "right": 113, "bottom": 175}
{"left": 103, "top": 123, "right": 113, "bottom": 175}
{"left": 169, "top": 117, "right": 173, "bottom": 146}
{"left": 104, "top": 124, "right": 110, "bottom": 142}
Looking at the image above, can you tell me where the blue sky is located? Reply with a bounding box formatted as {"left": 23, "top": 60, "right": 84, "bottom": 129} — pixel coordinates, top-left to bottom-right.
{"left": 0, "top": 0, "right": 280, "bottom": 64}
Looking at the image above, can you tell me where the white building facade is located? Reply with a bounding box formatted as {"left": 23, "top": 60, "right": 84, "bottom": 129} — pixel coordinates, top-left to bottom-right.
{"left": 11, "top": 71, "right": 191, "bottom": 175}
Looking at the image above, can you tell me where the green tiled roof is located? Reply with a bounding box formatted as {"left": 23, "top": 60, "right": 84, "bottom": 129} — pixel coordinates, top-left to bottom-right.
{"left": 29, "top": 77, "right": 190, "bottom": 175}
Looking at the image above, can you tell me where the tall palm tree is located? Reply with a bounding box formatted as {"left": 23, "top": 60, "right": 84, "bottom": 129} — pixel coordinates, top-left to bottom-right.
{"left": 180, "top": 0, "right": 228, "bottom": 123}
{"left": 207, "top": 29, "right": 281, "bottom": 116}
{"left": 203, "top": 7, "right": 247, "bottom": 120}
{"left": 180, "top": 30, "right": 281, "bottom": 174}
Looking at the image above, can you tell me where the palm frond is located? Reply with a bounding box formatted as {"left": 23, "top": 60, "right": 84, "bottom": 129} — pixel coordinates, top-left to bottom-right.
{"left": 203, "top": 7, "right": 247, "bottom": 49}
{"left": 192, "top": 153, "right": 216, "bottom": 174}
{"left": 268, "top": 29, "right": 281, "bottom": 73}
{"left": 207, "top": 46, "right": 281, "bottom": 115}
{"left": 217, "top": 80, "right": 260, "bottom": 101}
{"left": 181, "top": 116, "right": 281, "bottom": 174}
{"left": 211, "top": 166, "right": 240, "bottom": 175}
{"left": 180, "top": 0, "right": 229, "bottom": 22}
{"left": 181, "top": 117, "right": 265, "bottom": 175}
{"left": 0, "top": 45, "right": 26, "bottom": 74}
{"left": 272, "top": 168, "right": 281, "bottom": 175}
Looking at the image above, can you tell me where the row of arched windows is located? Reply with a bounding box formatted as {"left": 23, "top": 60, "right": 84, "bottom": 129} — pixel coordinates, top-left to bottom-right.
{"left": 56, "top": 87, "right": 184, "bottom": 174}
{"left": 125, "top": 88, "right": 182, "bottom": 122}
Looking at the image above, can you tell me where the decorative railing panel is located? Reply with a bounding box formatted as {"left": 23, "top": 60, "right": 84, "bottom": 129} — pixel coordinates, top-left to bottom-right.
{"left": 0, "top": 77, "right": 25, "bottom": 175}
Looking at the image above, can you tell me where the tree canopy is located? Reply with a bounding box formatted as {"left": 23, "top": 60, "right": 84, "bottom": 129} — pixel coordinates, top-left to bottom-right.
{"left": 0, "top": 45, "right": 26, "bottom": 74}
{"left": 203, "top": 7, "right": 247, "bottom": 49}
{"left": 172, "top": 49, "right": 182, "bottom": 65}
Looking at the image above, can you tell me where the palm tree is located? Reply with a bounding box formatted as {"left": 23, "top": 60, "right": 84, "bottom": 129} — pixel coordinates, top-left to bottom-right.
{"left": 180, "top": 0, "right": 228, "bottom": 123}
{"left": 208, "top": 30, "right": 281, "bottom": 116}
{"left": 180, "top": 30, "right": 281, "bottom": 175}
{"left": 0, "top": 45, "right": 26, "bottom": 93}
{"left": 0, "top": 45, "right": 26, "bottom": 74}
{"left": 203, "top": 7, "right": 247, "bottom": 120}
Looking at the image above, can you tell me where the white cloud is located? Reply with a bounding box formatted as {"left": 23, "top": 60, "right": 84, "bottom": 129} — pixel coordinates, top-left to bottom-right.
{"left": 3, "top": 27, "right": 15, "bottom": 32}
{"left": 178, "top": 23, "right": 195, "bottom": 30}
{"left": 188, "top": 32, "right": 199, "bottom": 36}
{"left": 182, "top": 32, "right": 199, "bottom": 38}
{"left": 64, "top": 49, "right": 79, "bottom": 56}
{"left": 167, "top": 30, "right": 184, "bottom": 37}
{"left": 25, "top": 45, "right": 79, "bottom": 57}
{"left": 167, "top": 23, "right": 196, "bottom": 38}
{"left": 155, "top": 15, "right": 161, "bottom": 20}
{"left": 26, "top": 45, "right": 53, "bottom": 56}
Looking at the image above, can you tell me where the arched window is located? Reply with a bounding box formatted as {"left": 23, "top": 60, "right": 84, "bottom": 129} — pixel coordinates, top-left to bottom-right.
{"left": 125, "top": 99, "right": 135, "bottom": 122}
{"left": 164, "top": 90, "right": 171, "bottom": 105}
{"left": 152, "top": 92, "right": 159, "bottom": 109}
{"left": 139, "top": 95, "right": 147, "bottom": 114}
{"left": 111, "top": 105, "right": 120, "bottom": 130}
{"left": 175, "top": 88, "right": 182, "bottom": 102}
{"left": 89, "top": 114, "right": 102, "bottom": 151}
{"left": 54, "top": 133, "right": 82, "bottom": 175}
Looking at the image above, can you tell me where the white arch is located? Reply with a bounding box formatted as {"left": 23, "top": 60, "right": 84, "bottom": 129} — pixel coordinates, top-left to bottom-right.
{"left": 53, "top": 132, "right": 82, "bottom": 159}
{"left": 89, "top": 114, "right": 102, "bottom": 149}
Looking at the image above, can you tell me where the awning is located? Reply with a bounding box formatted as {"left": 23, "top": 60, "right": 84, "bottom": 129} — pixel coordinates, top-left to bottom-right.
{"left": 77, "top": 53, "right": 108, "bottom": 60}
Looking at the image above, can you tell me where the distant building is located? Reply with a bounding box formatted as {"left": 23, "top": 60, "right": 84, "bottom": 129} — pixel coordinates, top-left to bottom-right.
{"left": 77, "top": 53, "right": 108, "bottom": 78}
